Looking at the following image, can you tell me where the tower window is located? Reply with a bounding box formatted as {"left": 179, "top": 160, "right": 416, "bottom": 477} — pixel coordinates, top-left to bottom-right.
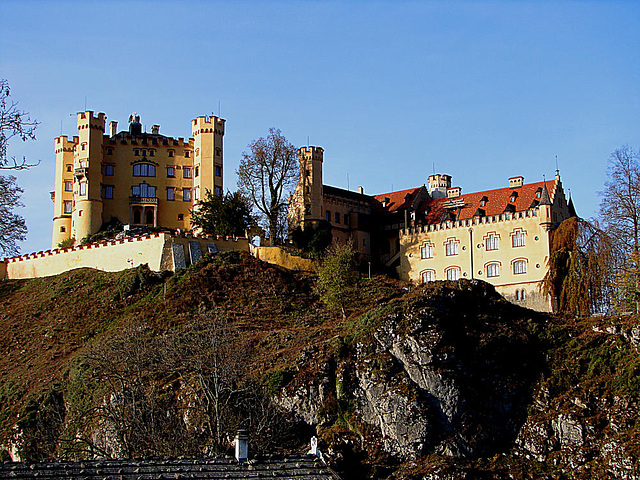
{"left": 215, "top": 165, "right": 221, "bottom": 177}
{"left": 79, "top": 182, "right": 87, "bottom": 196}
{"left": 183, "top": 167, "right": 192, "bottom": 179}
{"left": 215, "top": 147, "right": 221, "bottom": 156}
{"left": 168, "top": 150, "right": 174, "bottom": 157}
{"left": 64, "top": 201, "right": 72, "bottom": 214}
{"left": 66, "top": 165, "right": 72, "bottom": 172}
{"left": 64, "top": 181, "right": 73, "bottom": 192}
{"left": 60, "top": 226, "right": 66, "bottom": 233}
{"left": 183, "top": 189, "right": 191, "bottom": 201}
{"left": 215, "top": 186, "right": 222, "bottom": 196}
{"left": 185, "top": 151, "right": 190, "bottom": 158}
{"left": 195, "top": 166, "right": 199, "bottom": 177}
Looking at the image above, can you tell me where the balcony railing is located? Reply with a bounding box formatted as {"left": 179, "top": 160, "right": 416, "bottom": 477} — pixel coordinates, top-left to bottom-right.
{"left": 129, "top": 196, "right": 158, "bottom": 205}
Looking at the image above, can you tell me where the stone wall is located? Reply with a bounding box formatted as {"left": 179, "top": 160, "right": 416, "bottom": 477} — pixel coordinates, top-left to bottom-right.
{"left": 0, "top": 233, "right": 249, "bottom": 280}
{"left": 250, "top": 245, "right": 316, "bottom": 272}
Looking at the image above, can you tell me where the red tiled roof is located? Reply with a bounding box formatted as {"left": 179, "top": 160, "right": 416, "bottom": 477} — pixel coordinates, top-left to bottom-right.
{"left": 373, "top": 187, "right": 422, "bottom": 213}
{"left": 420, "top": 179, "right": 554, "bottom": 224}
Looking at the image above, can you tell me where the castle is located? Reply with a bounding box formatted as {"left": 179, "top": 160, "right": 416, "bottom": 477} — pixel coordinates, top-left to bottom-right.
{"left": 289, "top": 147, "right": 575, "bottom": 311}
{"left": 51, "top": 111, "right": 225, "bottom": 248}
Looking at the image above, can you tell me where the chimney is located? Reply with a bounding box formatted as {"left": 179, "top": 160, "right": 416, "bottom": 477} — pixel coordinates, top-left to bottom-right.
{"left": 235, "top": 430, "right": 248, "bottom": 463}
{"left": 151, "top": 124, "right": 160, "bottom": 135}
{"left": 357, "top": 186, "right": 364, "bottom": 194}
{"left": 109, "top": 121, "right": 118, "bottom": 137}
{"left": 509, "top": 176, "right": 524, "bottom": 188}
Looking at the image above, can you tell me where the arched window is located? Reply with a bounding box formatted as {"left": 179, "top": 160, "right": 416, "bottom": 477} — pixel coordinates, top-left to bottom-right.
{"left": 511, "top": 229, "right": 526, "bottom": 247}
{"left": 485, "top": 232, "right": 499, "bottom": 251}
{"left": 446, "top": 267, "right": 460, "bottom": 281}
{"left": 486, "top": 262, "right": 500, "bottom": 277}
{"left": 421, "top": 270, "right": 435, "bottom": 283}
{"left": 513, "top": 259, "right": 527, "bottom": 274}
{"left": 421, "top": 242, "right": 434, "bottom": 259}
{"left": 445, "top": 238, "right": 459, "bottom": 256}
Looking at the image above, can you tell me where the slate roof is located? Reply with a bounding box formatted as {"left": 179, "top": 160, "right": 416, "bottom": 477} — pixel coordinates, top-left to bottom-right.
{"left": 0, "top": 455, "right": 340, "bottom": 479}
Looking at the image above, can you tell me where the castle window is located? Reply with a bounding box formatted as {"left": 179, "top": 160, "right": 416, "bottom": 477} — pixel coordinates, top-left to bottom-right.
{"left": 66, "top": 165, "right": 72, "bottom": 172}
{"left": 215, "top": 147, "right": 221, "bottom": 157}
{"left": 486, "top": 262, "right": 500, "bottom": 277}
{"left": 185, "top": 151, "right": 190, "bottom": 158}
{"left": 421, "top": 243, "right": 433, "bottom": 259}
{"left": 132, "top": 184, "right": 156, "bottom": 198}
{"left": 305, "top": 205, "right": 311, "bottom": 215}
{"left": 335, "top": 212, "right": 340, "bottom": 223}
{"left": 195, "top": 166, "right": 199, "bottom": 177}
{"left": 480, "top": 196, "right": 488, "bottom": 207}
{"left": 106, "top": 147, "right": 113, "bottom": 155}
{"left": 104, "top": 186, "right": 113, "bottom": 199}
{"left": 105, "top": 164, "right": 114, "bottom": 176}
{"left": 167, "top": 166, "right": 175, "bottom": 177}
{"left": 60, "top": 226, "right": 66, "bottom": 233}
{"left": 142, "top": 150, "right": 146, "bottom": 157}
{"left": 149, "top": 150, "right": 155, "bottom": 157}
{"left": 485, "top": 233, "right": 499, "bottom": 251}
{"left": 134, "top": 149, "right": 140, "bottom": 156}
{"left": 79, "top": 182, "right": 87, "bottom": 196}
{"left": 446, "top": 267, "right": 460, "bottom": 281}
{"left": 183, "top": 167, "right": 192, "bottom": 179}
{"left": 421, "top": 270, "right": 435, "bottom": 283}
{"left": 215, "top": 165, "right": 222, "bottom": 177}
{"left": 80, "top": 160, "right": 87, "bottom": 168}
{"left": 178, "top": 213, "right": 184, "bottom": 221}
{"left": 167, "top": 187, "right": 175, "bottom": 201}
{"left": 215, "top": 186, "right": 222, "bottom": 196}
{"left": 445, "top": 238, "right": 459, "bottom": 256}
{"left": 536, "top": 189, "right": 542, "bottom": 199}
{"left": 326, "top": 210, "right": 331, "bottom": 222}
{"left": 194, "top": 186, "right": 200, "bottom": 201}
{"left": 513, "top": 259, "right": 527, "bottom": 274}
{"left": 65, "top": 181, "right": 73, "bottom": 192}
{"left": 64, "top": 201, "right": 72, "bottom": 214}
{"left": 183, "top": 189, "right": 191, "bottom": 201}
{"left": 168, "top": 150, "right": 174, "bottom": 157}
{"left": 511, "top": 229, "right": 526, "bottom": 247}
{"left": 133, "top": 163, "right": 156, "bottom": 177}
{"left": 344, "top": 213, "right": 350, "bottom": 225}
{"left": 81, "top": 143, "right": 87, "bottom": 151}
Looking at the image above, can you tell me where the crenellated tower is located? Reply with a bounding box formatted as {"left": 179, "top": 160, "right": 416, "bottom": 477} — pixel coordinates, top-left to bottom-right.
{"left": 297, "top": 146, "right": 324, "bottom": 227}
{"left": 51, "top": 135, "right": 78, "bottom": 248}
{"left": 191, "top": 115, "right": 225, "bottom": 204}
{"left": 72, "top": 111, "right": 106, "bottom": 242}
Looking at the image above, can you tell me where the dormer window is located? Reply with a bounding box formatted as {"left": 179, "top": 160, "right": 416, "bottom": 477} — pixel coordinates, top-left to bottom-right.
{"left": 480, "top": 196, "right": 488, "bottom": 207}
{"left": 510, "top": 192, "right": 518, "bottom": 202}
{"left": 536, "top": 188, "right": 542, "bottom": 199}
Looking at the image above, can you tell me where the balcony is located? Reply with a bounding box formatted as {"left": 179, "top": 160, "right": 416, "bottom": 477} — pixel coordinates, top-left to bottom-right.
{"left": 74, "top": 167, "right": 88, "bottom": 178}
{"left": 129, "top": 196, "right": 158, "bottom": 205}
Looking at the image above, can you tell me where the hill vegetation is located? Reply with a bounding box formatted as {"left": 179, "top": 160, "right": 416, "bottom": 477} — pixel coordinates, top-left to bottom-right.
{"left": 0, "top": 252, "right": 639, "bottom": 479}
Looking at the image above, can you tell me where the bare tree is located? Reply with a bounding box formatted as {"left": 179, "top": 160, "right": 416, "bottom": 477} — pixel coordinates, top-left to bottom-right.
{"left": 0, "top": 79, "right": 38, "bottom": 257}
{"left": 237, "top": 128, "right": 298, "bottom": 245}
{"left": 599, "top": 145, "right": 640, "bottom": 313}
{"left": 0, "top": 79, "right": 39, "bottom": 170}
{"left": 0, "top": 174, "right": 27, "bottom": 256}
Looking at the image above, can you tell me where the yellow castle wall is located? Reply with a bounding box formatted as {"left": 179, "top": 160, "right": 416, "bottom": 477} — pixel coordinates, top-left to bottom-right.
{"left": 400, "top": 208, "right": 553, "bottom": 311}
{"left": 2, "top": 233, "right": 249, "bottom": 280}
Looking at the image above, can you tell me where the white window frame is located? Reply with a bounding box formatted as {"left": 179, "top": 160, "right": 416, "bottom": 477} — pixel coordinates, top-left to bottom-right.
{"left": 486, "top": 263, "right": 500, "bottom": 278}
{"left": 512, "top": 229, "right": 526, "bottom": 247}
{"left": 421, "top": 270, "right": 435, "bottom": 283}
{"left": 445, "top": 239, "right": 459, "bottom": 256}
{"left": 513, "top": 259, "right": 527, "bottom": 275}
{"left": 485, "top": 234, "right": 499, "bottom": 251}
{"left": 421, "top": 243, "right": 434, "bottom": 259}
{"left": 63, "top": 201, "right": 72, "bottom": 214}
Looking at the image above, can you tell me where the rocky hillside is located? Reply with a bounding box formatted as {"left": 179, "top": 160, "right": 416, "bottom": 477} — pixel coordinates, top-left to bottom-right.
{"left": 0, "top": 252, "right": 638, "bottom": 479}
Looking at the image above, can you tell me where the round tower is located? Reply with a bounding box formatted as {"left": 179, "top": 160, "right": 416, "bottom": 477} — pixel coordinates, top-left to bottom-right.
{"left": 72, "top": 111, "right": 106, "bottom": 242}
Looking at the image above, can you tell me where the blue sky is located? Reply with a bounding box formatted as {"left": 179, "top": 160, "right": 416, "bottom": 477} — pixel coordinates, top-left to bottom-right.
{"left": 2, "top": 0, "right": 639, "bottom": 254}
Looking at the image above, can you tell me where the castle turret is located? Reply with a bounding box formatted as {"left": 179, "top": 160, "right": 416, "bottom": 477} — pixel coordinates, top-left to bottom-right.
{"left": 191, "top": 115, "right": 225, "bottom": 207}
{"left": 51, "top": 135, "right": 78, "bottom": 248}
{"left": 72, "top": 111, "right": 106, "bottom": 242}
{"left": 297, "top": 146, "right": 324, "bottom": 227}
{"left": 427, "top": 173, "right": 451, "bottom": 199}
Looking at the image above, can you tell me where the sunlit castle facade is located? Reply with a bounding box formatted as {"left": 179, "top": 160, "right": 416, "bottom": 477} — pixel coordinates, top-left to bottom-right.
{"left": 51, "top": 111, "right": 225, "bottom": 248}
{"left": 289, "top": 146, "right": 576, "bottom": 312}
